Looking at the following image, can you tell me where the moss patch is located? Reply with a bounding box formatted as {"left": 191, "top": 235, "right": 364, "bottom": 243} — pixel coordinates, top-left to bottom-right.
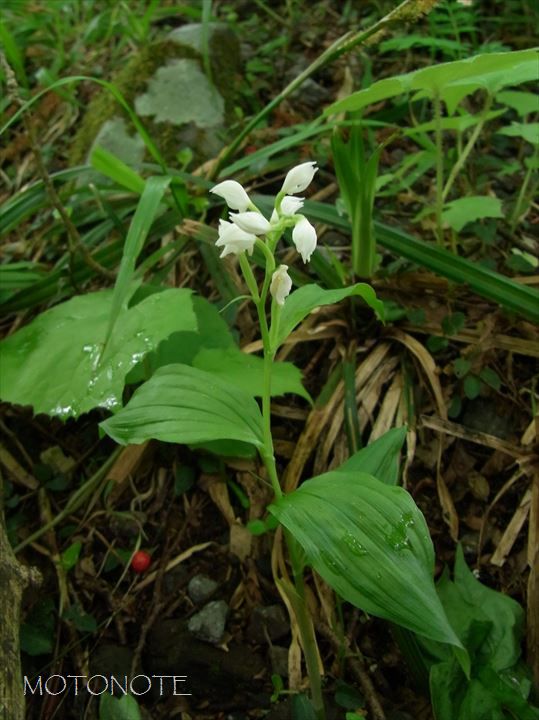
{"left": 69, "top": 25, "right": 241, "bottom": 168}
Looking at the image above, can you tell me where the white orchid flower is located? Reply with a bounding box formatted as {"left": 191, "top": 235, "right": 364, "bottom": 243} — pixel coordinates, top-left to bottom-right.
{"left": 280, "top": 195, "right": 304, "bottom": 216}
{"left": 281, "top": 161, "right": 318, "bottom": 195}
{"left": 215, "top": 219, "right": 256, "bottom": 257}
{"left": 230, "top": 211, "right": 271, "bottom": 236}
{"left": 270, "top": 265, "right": 292, "bottom": 306}
{"left": 210, "top": 180, "right": 251, "bottom": 212}
{"left": 292, "top": 216, "right": 317, "bottom": 263}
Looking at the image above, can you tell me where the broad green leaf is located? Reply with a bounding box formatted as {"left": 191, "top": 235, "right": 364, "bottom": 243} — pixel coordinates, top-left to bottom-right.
{"left": 100, "top": 364, "right": 264, "bottom": 448}
{"left": 277, "top": 284, "right": 384, "bottom": 348}
{"left": 126, "top": 294, "right": 235, "bottom": 383}
{"left": 270, "top": 471, "right": 462, "bottom": 647}
{"left": 326, "top": 50, "right": 539, "bottom": 117}
{"left": 193, "top": 347, "right": 311, "bottom": 402}
{"left": 497, "top": 90, "right": 539, "bottom": 117}
{"left": 404, "top": 108, "right": 506, "bottom": 135}
{"left": 99, "top": 694, "right": 142, "bottom": 720}
{"left": 478, "top": 666, "right": 539, "bottom": 720}
{"left": 0, "top": 289, "right": 196, "bottom": 419}
{"left": 336, "top": 426, "right": 407, "bottom": 485}
{"left": 379, "top": 35, "right": 464, "bottom": 55}
{"left": 417, "top": 545, "right": 524, "bottom": 674}
{"left": 438, "top": 54, "right": 539, "bottom": 114}
{"left": 189, "top": 439, "right": 257, "bottom": 458}
{"left": 498, "top": 122, "right": 539, "bottom": 146}
{"left": 463, "top": 375, "right": 482, "bottom": 400}
{"left": 431, "top": 660, "right": 502, "bottom": 720}
{"left": 442, "top": 196, "right": 504, "bottom": 232}
{"left": 431, "top": 657, "right": 539, "bottom": 720}
{"left": 451, "top": 545, "right": 524, "bottom": 671}
{"left": 332, "top": 125, "right": 382, "bottom": 277}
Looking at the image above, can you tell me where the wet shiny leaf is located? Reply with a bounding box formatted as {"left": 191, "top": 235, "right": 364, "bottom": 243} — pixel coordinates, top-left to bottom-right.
{"left": 101, "top": 364, "right": 264, "bottom": 449}
{"left": 270, "top": 470, "right": 463, "bottom": 648}
{"left": 0, "top": 289, "right": 196, "bottom": 419}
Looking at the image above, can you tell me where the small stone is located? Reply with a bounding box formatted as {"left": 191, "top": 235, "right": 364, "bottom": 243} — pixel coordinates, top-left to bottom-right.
{"left": 462, "top": 398, "right": 513, "bottom": 439}
{"left": 90, "top": 117, "right": 145, "bottom": 168}
{"left": 188, "top": 600, "right": 228, "bottom": 645}
{"left": 187, "top": 574, "right": 218, "bottom": 605}
{"left": 135, "top": 59, "right": 225, "bottom": 127}
{"left": 247, "top": 605, "right": 289, "bottom": 644}
{"left": 164, "top": 564, "right": 189, "bottom": 594}
{"left": 269, "top": 645, "right": 289, "bottom": 677}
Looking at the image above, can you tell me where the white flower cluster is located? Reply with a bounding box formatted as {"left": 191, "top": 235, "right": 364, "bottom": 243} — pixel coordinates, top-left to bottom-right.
{"left": 210, "top": 162, "right": 318, "bottom": 305}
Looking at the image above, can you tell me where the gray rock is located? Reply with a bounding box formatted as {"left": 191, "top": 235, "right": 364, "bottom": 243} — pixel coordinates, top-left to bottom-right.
{"left": 135, "top": 59, "right": 224, "bottom": 127}
{"left": 461, "top": 397, "right": 514, "bottom": 439}
{"left": 91, "top": 117, "right": 145, "bottom": 168}
{"left": 70, "top": 22, "right": 241, "bottom": 168}
{"left": 248, "top": 604, "right": 289, "bottom": 644}
{"left": 163, "top": 563, "right": 189, "bottom": 594}
{"left": 188, "top": 600, "right": 228, "bottom": 644}
{"left": 188, "top": 574, "right": 219, "bottom": 604}
{"left": 269, "top": 645, "right": 289, "bottom": 677}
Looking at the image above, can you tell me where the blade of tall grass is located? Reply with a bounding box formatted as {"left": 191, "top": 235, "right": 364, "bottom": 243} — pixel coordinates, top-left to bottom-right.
{"left": 1, "top": 166, "right": 94, "bottom": 234}
{"left": 0, "top": 74, "right": 188, "bottom": 214}
{"left": 90, "top": 147, "right": 145, "bottom": 194}
{"left": 103, "top": 176, "right": 171, "bottom": 349}
{"left": 304, "top": 199, "right": 539, "bottom": 323}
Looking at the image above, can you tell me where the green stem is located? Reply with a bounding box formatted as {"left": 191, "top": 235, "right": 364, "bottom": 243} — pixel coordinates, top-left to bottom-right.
{"left": 433, "top": 91, "right": 444, "bottom": 247}
{"left": 511, "top": 147, "right": 538, "bottom": 230}
{"left": 287, "top": 532, "right": 325, "bottom": 719}
{"left": 254, "top": 254, "right": 281, "bottom": 500}
{"left": 442, "top": 94, "right": 493, "bottom": 203}
{"left": 260, "top": 342, "right": 282, "bottom": 501}
{"left": 243, "top": 240, "right": 324, "bottom": 714}
{"left": 238, "top": 253, "right": 261, "bottom": 302}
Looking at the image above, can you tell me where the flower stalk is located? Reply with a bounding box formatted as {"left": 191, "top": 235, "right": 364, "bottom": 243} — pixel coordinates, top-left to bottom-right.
{"left": 211, "top": 163, "right": 325, "bottom": 716}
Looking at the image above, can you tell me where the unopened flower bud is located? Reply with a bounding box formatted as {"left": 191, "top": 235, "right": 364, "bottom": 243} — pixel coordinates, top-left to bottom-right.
{"left": 210, "top": 180, "right": 251, "bottom": 212}
{"left": 280, "top": 195, "right": 305, "bottom": 216}
{"left": 292, "top": 216, "right": 317, "bottom": 263}
{"left": 281, "top": 161, "right": 318, "bottom": 194}
{"left": 270, "top": 265, "right": 292, "bottom": 306}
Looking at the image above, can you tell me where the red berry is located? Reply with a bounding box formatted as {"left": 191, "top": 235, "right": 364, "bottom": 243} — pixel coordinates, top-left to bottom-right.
{"left": 131, "top": 550, "right": 151, "bottom": 573}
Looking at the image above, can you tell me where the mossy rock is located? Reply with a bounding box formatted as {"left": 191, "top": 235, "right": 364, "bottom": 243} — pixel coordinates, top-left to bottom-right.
{"left": 69, "top": 23, "right": 241, "bottom": 169}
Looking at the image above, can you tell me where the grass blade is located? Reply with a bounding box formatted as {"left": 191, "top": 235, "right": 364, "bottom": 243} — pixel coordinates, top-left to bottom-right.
{"left": 103, "top": 176, "right": 170, "bottom": 348}
{"left": 303, "top": 199, "right": 539, "bottom": 323}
